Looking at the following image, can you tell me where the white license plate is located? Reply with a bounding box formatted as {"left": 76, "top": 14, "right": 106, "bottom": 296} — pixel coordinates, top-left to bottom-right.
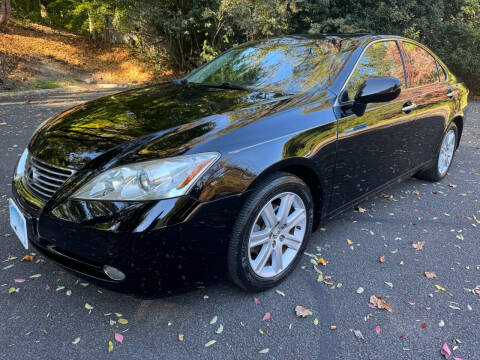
{"left": 9, "top": 199, "right": 29, "bottom": 250}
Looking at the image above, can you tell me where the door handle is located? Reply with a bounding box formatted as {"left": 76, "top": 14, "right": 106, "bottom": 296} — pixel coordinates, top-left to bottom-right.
{"left": 402, "top": 101, "right": 417, "bottom": 113}
{"left": 447, "top": 89, "right": 454, "bottom": 99}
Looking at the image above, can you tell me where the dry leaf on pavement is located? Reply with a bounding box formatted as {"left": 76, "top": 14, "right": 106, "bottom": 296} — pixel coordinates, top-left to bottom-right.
{"left": 295, "top": 305, "right": 312, "bottom": 317}
{"left": 425, "top": 272, "right": 437, "bottom": 279}
{"left": 412, "top": 241, "right": 425, "bottom": 250}
{"left": 369, "top": 295, "right": 392, "bottom": 312}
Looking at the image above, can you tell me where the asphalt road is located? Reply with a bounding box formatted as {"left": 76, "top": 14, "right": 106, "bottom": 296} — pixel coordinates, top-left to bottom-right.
{"left": 0, "top": 89, "right": 479, "bottom": 360}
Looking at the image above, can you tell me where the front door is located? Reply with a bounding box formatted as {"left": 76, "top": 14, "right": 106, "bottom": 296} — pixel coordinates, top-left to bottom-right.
{"left": 330, "top": 40, "right": 416, "bottom": 211}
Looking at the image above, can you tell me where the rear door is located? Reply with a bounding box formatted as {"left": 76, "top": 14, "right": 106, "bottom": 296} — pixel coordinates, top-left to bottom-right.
{"left": 397, "top": 41, "right": 452, "bottom": 167}
{"left": 330, "top": 40, "right": 415, "bottom": 211}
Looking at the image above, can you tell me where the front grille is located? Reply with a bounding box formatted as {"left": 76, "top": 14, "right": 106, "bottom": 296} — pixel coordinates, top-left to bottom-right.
{"left": 24, "top": 156, "right": 76, "bottom": 200}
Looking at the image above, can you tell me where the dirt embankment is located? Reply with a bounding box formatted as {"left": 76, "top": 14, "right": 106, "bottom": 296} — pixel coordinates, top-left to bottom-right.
{"left": 0, "top": 21, "right": 173, "bottom": 91}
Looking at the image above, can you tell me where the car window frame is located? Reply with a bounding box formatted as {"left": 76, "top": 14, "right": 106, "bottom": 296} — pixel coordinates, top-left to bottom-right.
{"left": 398, "top": 40, "right": 449, "bottom": 89}
{"left": 336, "top": 38, "right": 407, "bottom": 106}
{"left": 336, "top": 38, "right": 450, "bottom": 106}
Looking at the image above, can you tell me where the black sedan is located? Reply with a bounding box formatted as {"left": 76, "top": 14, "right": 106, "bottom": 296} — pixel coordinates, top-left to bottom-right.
{"left": 9, "top": 34, "right": 468, "bottom": 292}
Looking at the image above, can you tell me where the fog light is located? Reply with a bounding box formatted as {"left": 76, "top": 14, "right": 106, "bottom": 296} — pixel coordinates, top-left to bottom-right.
{"left": 103, "top": 265, "right": 126, "bottom": 281}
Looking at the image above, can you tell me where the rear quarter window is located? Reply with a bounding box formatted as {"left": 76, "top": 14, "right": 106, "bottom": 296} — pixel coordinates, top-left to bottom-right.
{"left": 399, "top": 42, "right": 439, "bottom": 87}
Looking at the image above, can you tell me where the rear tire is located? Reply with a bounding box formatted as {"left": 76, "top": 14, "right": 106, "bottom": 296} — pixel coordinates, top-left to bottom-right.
{"left": 415, "top": 122, "right": 458, "bottom": 182}
{"left": 227, "top": 172, "right": 314, "bottom": 291}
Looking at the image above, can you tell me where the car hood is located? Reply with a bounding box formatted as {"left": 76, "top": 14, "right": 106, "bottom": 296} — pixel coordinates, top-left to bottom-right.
{"left": 29, "top": 82, "right": 289, "bottom": 168}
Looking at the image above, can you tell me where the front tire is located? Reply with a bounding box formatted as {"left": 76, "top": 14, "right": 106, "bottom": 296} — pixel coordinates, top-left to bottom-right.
{"left": 227, "top": 172, "right": 314, "bottom": 291}
{"left": 416, "top": 122, "right": 458, "bottom": 182}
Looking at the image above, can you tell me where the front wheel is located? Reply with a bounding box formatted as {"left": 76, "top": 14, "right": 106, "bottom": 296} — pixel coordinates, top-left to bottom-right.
{"left": 416, "top": 122, "right": 458, "bottom": 182}
{"left": 227, "top": 172, "right": 314, "bottom": 291}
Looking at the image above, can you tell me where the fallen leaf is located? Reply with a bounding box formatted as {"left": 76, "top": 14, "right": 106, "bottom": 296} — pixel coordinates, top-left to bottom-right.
{"left": 313, "top": 318, "right": 319, "bottom": 326}
{"left": 448, "top": 183, "right": 457, "bottom": 188}
{"left": 262, "top": 312, "right": 271, "bottom": 321}
{"left": 115, "top": 333, "right": 124, "bottom": 343}
{"left": 253, "top": 297, "right": 261, "bottom": 305}
{"left": 347, "top": 239, "right": 353, "bottom": 245}
{"left": 440, "top": 343, "right": 451, "bottom": 358}
{"left": 275, "top": 289, "right": 285, "bottom": 297}
{"left": 85, "top": 303, "right": 94, "bottom": 310}
{"left": 379, "top": 255, "right": 385, "bottom": 263}
{"left": 425, "top": 272, "right": 437, "bottom": 279}
{"left": 45, "top": 285, "right": 50, "bottom": 291}
{"left": 259, "top": 329, "right": 264, "bottom": 335}
{"left": 317, "top": 258, "right": 328, "bottom": 266}
{"left": 412, "top": 189, "right": 420, "bottom": 195}
{"left": 215, "top": 324, "right": 223, "bottom": 334}
{"left": 412, "top": 241, "right": 425, "bottom": 250}
{"left": 258, "top": 348, "right": 269, "bottom": 354}
{"left": 375, "top": 326, "right": 380, "bottom": 334}
{"left": 108, "top": 341, "right": 113, "bottom": 352}
{"left": 178, "top": 334, "right": 184, "bottom": 342}
{"left": 66, "top": 290, "right": 72, "bottom": 296}
{"left": 56, "top": 286, "right": 65, "bottom": 291}
{"left": 9, "top": 287, "right": 17, "bottom": 294}
{"left": 204, "top": 340, "right": 216, "bottom": 347}
{"left": 29, "top": 274, "right": 42, "bottom": 278}
{"left": 210, "top": 316, "right": 218, "bottom": 325}
{"left": 295, "top": 305, "right": 311, "bottom": 317}
{"left": 438, "top": 320, "right": 445, "bottom": 327}
{"left": 379, "top": 193, "right": 393, "bottom": 200}
{"left": 14, "top": 279, "right": 25, "bottom": 283}
{"left": 2, "top": 264, "right": 14, "bottom": 270}
{"left": 118, "top": 318, "right": 128, "bottom": 325}
{"left": 72, "top": 337, "right": 80, "bottom": 345}
{"left": 369, "top": 295, "right": 392, "bottom": 312}
{"left": 356, "top": 287, "right": 365, "bottom": 294}
{"left": 384, "top": 282, "right": 393, "bottom": 289}
{"left": 435, "top": 284, "right": 446, "bottom": 292}
{"left": 422, "top": 323, "right": 427, "bottom": 329}
{"left": 357, "top": 207, "right": 366, "bottom": 213}
{"left": 353, "top": 329, "right": 365, "bottom": 340}
{"left": 330, "top": 325, "right": 337, "bottom": 330}
{"left": 21, "top": 254, "right": 35, "bottom": 262}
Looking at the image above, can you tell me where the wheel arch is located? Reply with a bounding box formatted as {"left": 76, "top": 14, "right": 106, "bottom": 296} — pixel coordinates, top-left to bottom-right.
{"left": 246, "top": 158, "right": 325, "bottom": 230}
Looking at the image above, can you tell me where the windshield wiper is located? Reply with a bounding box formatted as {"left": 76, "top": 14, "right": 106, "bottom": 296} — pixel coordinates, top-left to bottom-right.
{"left": 192, "top": 82, "right": 251, "bottom": 91}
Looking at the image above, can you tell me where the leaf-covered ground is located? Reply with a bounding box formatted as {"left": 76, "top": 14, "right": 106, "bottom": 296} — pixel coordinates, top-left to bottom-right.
{"left": 0, "top": 21, "right": 170, "bottom": 90}
{"left": 0, "top": 90, "right": 479, "bottom": 359}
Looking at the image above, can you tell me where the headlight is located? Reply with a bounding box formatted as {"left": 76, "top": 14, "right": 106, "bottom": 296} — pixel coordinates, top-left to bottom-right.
{"left": 72, "top": 152, "right": 220, "bottom": 201}
{"left": 14, "top": 149, "right": 29, "bottom": 179}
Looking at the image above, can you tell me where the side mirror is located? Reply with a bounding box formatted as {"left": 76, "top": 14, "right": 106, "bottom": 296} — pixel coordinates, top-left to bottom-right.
{"left": 352, "top": 77, "right": 401, "bottom": 116}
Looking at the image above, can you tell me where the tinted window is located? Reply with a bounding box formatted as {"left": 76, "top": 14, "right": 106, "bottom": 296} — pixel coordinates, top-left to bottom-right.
{"left": 187, "top": 38, "right": 357, "bottom": 94}
{"left": 400, "top": 42, "right": 439, "bottom": 87}
{"left": 345, "top": 41, "right": 404, "bottom": 100}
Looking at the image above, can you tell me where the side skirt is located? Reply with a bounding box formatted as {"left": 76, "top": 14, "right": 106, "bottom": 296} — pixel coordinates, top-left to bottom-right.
{"left": 324, "top": 160, "right": 433, "bottom": 221}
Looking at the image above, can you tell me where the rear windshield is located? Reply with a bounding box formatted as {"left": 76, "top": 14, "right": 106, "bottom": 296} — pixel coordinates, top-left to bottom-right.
{"left": 187, "top": 37, "right": 356, "bottom": 94}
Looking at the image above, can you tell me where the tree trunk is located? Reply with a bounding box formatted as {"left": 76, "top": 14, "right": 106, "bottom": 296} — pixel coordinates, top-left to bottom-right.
{"left": 0, "top": 0, "right": 11, "bottom": 31}
{"left": 88, "top": 11, "right": 97, "bottom": 40}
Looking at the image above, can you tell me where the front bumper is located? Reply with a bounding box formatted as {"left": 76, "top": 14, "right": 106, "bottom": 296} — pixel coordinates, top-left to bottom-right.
{"left": 12, "top": 177, "right": 247, "bottom": 293}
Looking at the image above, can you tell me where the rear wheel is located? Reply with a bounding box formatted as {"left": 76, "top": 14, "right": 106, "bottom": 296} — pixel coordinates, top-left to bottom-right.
{"left": 416, "top": 122, "right": 458, "bottom": 182}
{"left": 227, "top": 172, "right": 314, "bottom": 291}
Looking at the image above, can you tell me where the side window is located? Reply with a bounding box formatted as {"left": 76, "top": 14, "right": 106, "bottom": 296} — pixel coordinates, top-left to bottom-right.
{"left": 345, "top": 41, "right": 404, "bottom": 101}
{"left": 400, "top": 42, "right": 439, "bottom": 87}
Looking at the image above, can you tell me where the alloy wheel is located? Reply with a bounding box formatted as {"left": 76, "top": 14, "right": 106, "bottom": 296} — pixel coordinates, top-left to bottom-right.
{"left": 438, "top": 129, "right": 456, "bottom": 176}
{"left": 247, "top": 192, "right": 307, "bottom": 279}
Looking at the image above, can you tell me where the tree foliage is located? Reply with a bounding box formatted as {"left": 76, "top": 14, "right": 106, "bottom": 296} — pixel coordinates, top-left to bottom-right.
{"left": 10, "top": 0, "right": 480, "bottom": 92}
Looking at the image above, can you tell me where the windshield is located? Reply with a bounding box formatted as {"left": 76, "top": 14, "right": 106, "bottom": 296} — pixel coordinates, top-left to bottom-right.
{"left": 186, "top": 37, "right": 356, "bottom": 94}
